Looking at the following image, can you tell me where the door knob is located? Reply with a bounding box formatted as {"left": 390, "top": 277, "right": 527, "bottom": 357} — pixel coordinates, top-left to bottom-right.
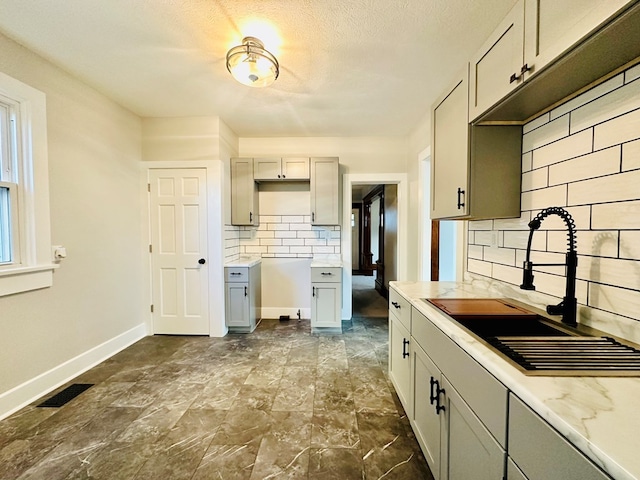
{"left": 198, "top": 258, "right": 206, "bottom": 265}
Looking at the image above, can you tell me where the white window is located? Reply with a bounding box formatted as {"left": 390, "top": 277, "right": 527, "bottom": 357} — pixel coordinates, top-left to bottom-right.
{"left": 0, "top": 71, "right": 54, "bottom": 296}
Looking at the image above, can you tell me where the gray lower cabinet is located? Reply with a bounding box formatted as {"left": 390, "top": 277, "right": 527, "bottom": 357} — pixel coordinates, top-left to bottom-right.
{"left": 225, "top": 263, "right": 261, "bottom": 333}
{"left": 508, "top": 394, "right": 611, "bottom": 480}
{"left": 389, "top": 314, "right": 411, "bottom": 411}
{"left": 311, "top": 266, "right": 341, "bottom": 329}
{"left": 410, "top": 306, "right": 506, "bottom": 480}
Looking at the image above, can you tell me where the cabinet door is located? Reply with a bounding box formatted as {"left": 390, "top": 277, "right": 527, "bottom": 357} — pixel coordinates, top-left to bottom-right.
{"left": 231, "top": 158, "right": 258, "bottom": 225}
{"left": 388, "top": 316, "right": 412, "bottom": 412}
{"left": 310, "top": 157, "right": 339, "bottom": 225}
{"left": 411, "top": 344, "right": 442, "bottom": 478}
{"left": 311, "top": 283, "right": 341, "bottom": 328}
{"left": 225, "top": 282, "right": 249, "bottom": 328}
{"left": 509, "top": 394, "right": 610, "bottom": 480}
{"left": 523, "top": 0, "right": 632, "bottom": 81}
{"left": 282, "top": 157, "right": 310, "bottom": 180}
{"left": 440, "top": 377, "right": 505, "bottom": 480}
{"left": 431, "top": 68, "right": 470, "bottom": 219}
{"left": 469, "top": 0, "right": 524, "bottom": 121}
{"left": 254, "top": 157, "right": 282, "bottom": 180}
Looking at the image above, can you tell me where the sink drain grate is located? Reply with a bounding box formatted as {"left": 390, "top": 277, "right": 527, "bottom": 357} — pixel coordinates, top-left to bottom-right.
{"left": 489, "top": 336, "right": 640, "bottom": 374}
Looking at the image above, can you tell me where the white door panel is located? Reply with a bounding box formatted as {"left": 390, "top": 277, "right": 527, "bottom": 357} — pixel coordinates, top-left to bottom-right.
{"left": 150, "top": 168, "right": 209, "bottom": 335}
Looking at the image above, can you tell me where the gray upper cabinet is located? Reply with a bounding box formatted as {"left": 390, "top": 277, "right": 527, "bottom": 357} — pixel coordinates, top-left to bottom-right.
{"left": 469, "top": 0, "right": 524, "bottom": 122}
{"left": 431, "top": 67, "right": 470, "bottom": 219}
{"left": 310, "top": 157, "right": 339, "bottom": 225}
{"left": 470, "top": 0, "right": 633, "bottom": 122}
{"left": 254, "top": 157, "right": 310, "bottom": 181}
{"left": 431, "top": 67, "right": 522, "bottom": 220}
{"left": 231, "top": 157, "right": 259, "bottom": 226}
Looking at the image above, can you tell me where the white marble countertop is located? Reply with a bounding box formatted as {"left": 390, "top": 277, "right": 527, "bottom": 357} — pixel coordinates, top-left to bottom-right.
{"left": 390, "top": 280, "right": 640, "bottom": 480}
{"left": 224, "top": 255, "right": 262, "bottom": 268}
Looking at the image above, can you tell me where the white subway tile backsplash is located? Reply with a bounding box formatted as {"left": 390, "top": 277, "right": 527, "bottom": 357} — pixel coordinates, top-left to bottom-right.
{"left": 467, "top": 259, "right": 492, "bottom": 277}
{"left": 620, "top": 231, "right": 640, "bottom": 260}
{"left": 274, "top": 231, "right": 297, "bottom": 238}
{"left": 523, "top": 112, "right": 550, "bottom": 134}
{"left": 290, "top": 223, "right": 312, "bottom": 231}
{"left": 312, "top": 246, "right": 335, "bottom": 254}
{"left": 522, "top": 151, "right": 533, "bottom": 172}
{"left": 483, "top": 246, "right": 516, "bottom": 266}
{"left": 550, "top": 74, "right": 624, "bottom": 121}
{"left": 577, "top": 256, "right": 640, "bottom": 291}
{"left": 622, "top": 139, "right": 640, "bottom": 171}
{"left": 589, "top": 283, "right": 640, "bottom": 320}
{"left": 548, "top": 230, "right": 618, "bottom": 257}
{"left": 522, "top": 168, "right": 548, "bottom": 192}
{"left": 568, "top": 170, "right": 640, "bottom": 206}
{"left": 260, "top": 238, "right": 282, "bottom": 246}
{"left": 592, "top": 200, "right": 640, "bottom": 230}
{"left": 283, "top": 215, "right": 304, "bottom": 223}
{"left": 268, "top": 246, "right": 290, "bottom": 254}
{"left": 260, "top": 215, "right": 282, "bottom": 223}
{"left": 468, "top": 220, "right": 493, "bottom": 231}
{"left": 548, "top": 146, "right": 620, "bottom": 186}
{"left": 626, "top": 64, "right": 640, "bottom": 84}
{"left": 468, "top": 245, "right": 483, "bottom": 260}
{"left": 267, "top": 223, "right": 291, "bottom": 231}
{"left": 467, "top": 63, "right": 640, "bottom": 337}
{"left": 492, "top": 264, "right": 524, "bottom": 286}
{"left": 594, "top": 107, "right": 640, "bottom": 150}
{"left": 531, "top": 128, "right": 593, "bottom": 169}
{"left": 521, "top": 185, "right": 567, "bottom": 211}
{"left": 570, "top": 78, "right": 640, "bottom": 134}
{"left": 522, "top": 114, "right": 569, "bottom": 153}
{"left": 283, "top": 239, "right": 304, "bottom": 246}
{"left": 290, "top": 246, "right": 313, "bottom": 254}
{"left": 256, "top": 230, "right": 275, "bottom": 239}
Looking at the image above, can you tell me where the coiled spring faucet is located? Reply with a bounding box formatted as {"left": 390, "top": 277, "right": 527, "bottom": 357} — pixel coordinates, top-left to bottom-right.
{"left": 520, "top": 207, "right": 578, "bottom": 327}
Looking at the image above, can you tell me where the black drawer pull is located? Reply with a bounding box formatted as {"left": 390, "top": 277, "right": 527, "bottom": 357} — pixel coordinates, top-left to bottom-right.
{"left": 402, "top": 338, "right": 410, "bottom": 358}
{"left": 391, "top": 301, "right": 401, "bottom": 309}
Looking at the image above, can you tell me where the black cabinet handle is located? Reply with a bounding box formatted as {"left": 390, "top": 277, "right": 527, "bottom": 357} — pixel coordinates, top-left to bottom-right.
{"left": 321, "top": 272, "right": 333, "bottom": 276}
{"left": 230, "top": 272, "right": 242, "bottom": 276}
{"left": 278, "top": 174, "right": 281, "bottom": 178}
{"left": 244, "top": 286, "right": 247, "bottom": 297}
{"left": 520, "top": 63, "right": 531, "bottom": 75}
{"left": 391, "top": 301, "right": 400, "bottom": 309}
{"left": 431, "top": 379, "right": 445, "bottom": 415}
{"left": 250, "top": 211, "right": 253, "bottom": 222}
{"left": 312, "top": 286, "right": 315, "bottom": 297}
{"left": 311, "top": 212, "right": 315, "bottom": 222}
{"left": 282, "top": 174, "right": 286, "bottom": 178}
{"left": 198, "top": 258, "right": 206, "bottom": 265}
{"left": 402, "top": 338, "right": 409, "bottom": 358}
{"left": 510, "top": 72, "right": 520, "bottom": 84}
{"left": 457, "top": 187, "right": 465, "bottom": 209}
{"left": 430, "top": 377, "right": 438, "bottom": 405}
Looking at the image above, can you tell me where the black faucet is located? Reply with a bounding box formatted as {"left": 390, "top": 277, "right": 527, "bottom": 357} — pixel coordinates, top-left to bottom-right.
{"left": 520, "top": 207, "right": 578, "bottom": 327}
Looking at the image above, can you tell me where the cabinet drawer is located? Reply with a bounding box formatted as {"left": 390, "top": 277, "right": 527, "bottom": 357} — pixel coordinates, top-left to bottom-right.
{"left": 389, "top": 288, "right": 411, "bottom": 331}
{"left": 225, "top": 267, "right": 249, "bottom": 282}
{"left": 311, "top": 267, "right": 341, "bottom": 283}
{"left": 509, "top": 395, "right": 611, "bottom": 480}
{"left": 413, "top": 307, "right": 508, "bottom": 448}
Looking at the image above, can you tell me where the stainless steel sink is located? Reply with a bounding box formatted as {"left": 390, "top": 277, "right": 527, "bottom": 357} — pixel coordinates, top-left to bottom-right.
{"left": 425, "top": 298, "right": 640, "bottom": 376}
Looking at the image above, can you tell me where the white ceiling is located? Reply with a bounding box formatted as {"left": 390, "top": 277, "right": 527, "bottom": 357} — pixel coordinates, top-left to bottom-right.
{"left": 0, "top": 0, "right": 518, "bottom": 137}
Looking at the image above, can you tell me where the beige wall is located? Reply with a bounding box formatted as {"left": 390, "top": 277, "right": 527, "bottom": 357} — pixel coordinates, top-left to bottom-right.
{"left": 0, "top": 33, "right": 145, "bottom": 403}
{"left": 384, "top": 184, "right": 398, "bottom": 289}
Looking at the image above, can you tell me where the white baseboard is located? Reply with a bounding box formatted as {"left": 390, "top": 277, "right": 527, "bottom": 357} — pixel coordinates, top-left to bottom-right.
{"left": 0, "top": 323, "right": 147, "bottom": 420}
{"left": 260, "top": 307, "right": 310, "bottom": 320}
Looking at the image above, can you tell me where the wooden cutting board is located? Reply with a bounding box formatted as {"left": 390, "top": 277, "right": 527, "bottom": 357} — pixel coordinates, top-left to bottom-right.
{"left": 427, "top": 298, "right": 537, "bottom": 317}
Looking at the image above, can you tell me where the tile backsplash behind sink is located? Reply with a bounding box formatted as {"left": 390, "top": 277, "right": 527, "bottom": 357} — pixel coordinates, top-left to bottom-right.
{"left": 467, "top": 62, "right": 640, "bottom": 345}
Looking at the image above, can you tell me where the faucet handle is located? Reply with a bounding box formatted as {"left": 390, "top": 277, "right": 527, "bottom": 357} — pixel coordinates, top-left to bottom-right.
{"left": 546, "top": 302, "right": 564, "bottom": 316}
{"left": 520, "top": 261, "right": 536, "bottom": 290}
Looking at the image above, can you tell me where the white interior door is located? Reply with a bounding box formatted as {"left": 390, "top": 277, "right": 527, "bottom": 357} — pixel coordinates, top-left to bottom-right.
{"left": 149, "top": 168, "right": 209, "bottom": 335}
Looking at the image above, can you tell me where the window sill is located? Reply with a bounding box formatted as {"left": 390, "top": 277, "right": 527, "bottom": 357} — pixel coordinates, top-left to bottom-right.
{"left": 0, "top": 264, "right": 59, "bottom": 297}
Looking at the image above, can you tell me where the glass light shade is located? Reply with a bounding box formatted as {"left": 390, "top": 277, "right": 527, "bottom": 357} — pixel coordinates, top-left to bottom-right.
{"left": 226, "top": 37, "right": 279, "bottom": 88}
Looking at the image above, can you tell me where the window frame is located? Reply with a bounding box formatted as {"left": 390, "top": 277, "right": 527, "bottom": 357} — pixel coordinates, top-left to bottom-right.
{"left": 0, "top": 71, "right": 55, "bottom": 296}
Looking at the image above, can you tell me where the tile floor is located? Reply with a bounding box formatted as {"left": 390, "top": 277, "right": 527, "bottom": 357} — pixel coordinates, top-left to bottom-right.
{"left": 0, "top": 317, "right": 433, "bottom": 479}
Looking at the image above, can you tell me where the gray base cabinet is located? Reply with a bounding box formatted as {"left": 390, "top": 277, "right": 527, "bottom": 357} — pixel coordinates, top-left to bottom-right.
{"left": 225, "top": 263, "right": 261, "bottom": 333}
{"left": 508, "top": 394, "right": 611, "bottom": 480}
{"left": 311, "top": 266, "right": 341, "bottom": 329}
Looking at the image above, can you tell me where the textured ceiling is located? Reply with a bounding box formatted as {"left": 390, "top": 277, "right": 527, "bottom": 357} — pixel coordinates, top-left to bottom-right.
{"left": 0, "top": 0, "right": 518, "bottom": 137}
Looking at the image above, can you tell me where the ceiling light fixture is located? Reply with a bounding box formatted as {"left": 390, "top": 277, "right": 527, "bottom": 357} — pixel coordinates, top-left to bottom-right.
{"left": 226, "top": 36, "right": 279, "bottom": 88}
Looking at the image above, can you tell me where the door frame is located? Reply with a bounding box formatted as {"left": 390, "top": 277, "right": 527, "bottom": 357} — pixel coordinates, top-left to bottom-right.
{"left": 142, "top": 161, "right": 226, "bottom": 337}
{"left": 342, "top": 173, "right": 408, "bottom": 320}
